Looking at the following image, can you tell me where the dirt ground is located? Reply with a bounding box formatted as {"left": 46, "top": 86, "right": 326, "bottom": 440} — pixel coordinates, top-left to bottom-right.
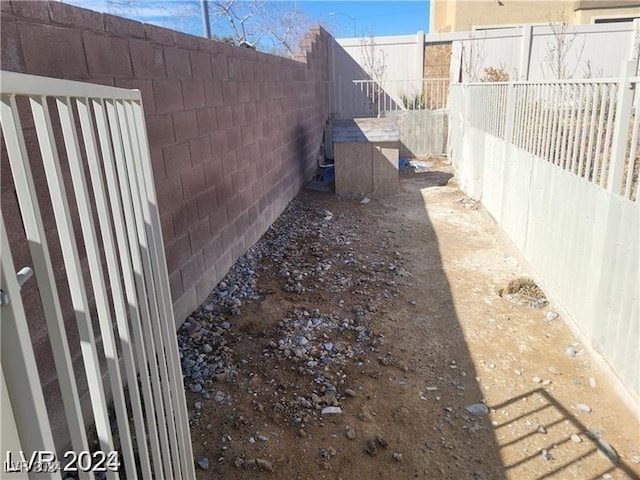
{"left": 183, "top": 159, "right": 640, "bottom": 480}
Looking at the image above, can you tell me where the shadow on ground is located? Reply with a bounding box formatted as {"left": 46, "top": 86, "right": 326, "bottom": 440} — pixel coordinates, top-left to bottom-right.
{"left": 184, "top": 164, "right": 639, "bottom": 479}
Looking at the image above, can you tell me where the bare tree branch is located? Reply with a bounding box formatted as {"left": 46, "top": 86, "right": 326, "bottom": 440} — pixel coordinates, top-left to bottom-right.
{"left": 209, "top": 0, "right": 311, "bottom": 56}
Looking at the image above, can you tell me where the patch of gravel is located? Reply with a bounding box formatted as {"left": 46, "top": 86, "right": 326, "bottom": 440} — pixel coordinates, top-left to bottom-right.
{"left": 178, "top": 198, "right": 405, "bottom": 428}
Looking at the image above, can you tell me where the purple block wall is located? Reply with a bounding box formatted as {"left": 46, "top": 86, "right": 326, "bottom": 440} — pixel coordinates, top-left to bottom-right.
{"left": 1, "top": 0, "right": 330, "bottom": 447}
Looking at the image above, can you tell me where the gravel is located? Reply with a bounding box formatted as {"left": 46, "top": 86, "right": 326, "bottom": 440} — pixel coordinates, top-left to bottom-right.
{"left": 466, "top": 403, "right": 490, "bottom": 416}
{"left": 575, "top": 403, "right": 592, "bottom": 413}
{"left": 196, "top": 456, "right": 210, "bottom": 470}
{"left": 178, "top": 199, "right": 404, "bottom": 432}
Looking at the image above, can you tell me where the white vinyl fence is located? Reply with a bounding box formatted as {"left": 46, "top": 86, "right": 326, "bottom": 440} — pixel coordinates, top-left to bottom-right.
{"left": 449, "top": 61, "right": 639, "bottom": 407}
{"left": 330, "top": 77, "right": 450, "bottom": 156}
{"left": 451, "top": 20, "right": 640, "bottom": 82}
{"left": 0, "top": 72, "right": 194, "bottom": 479}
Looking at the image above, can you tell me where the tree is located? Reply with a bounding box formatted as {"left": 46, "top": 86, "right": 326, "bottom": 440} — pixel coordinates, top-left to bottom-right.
{"left": 359, "top": 33, "right": 387, "bottom": 82}
{"left": 207, "top": 0, "right": 314, "bottom": 57}
{"left": 358, "top": 33, "right": 388, "bottom": 117}
{"left": 540, "top": 13, "right": 586, "bottom": 79}
{"left": 461, "top": 31, "right": 487, "bottom": 82}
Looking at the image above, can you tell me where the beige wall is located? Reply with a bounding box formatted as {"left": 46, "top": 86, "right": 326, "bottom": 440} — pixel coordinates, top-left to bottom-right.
{"left": 431, "top": 0, "right": 640, "bottom": 32}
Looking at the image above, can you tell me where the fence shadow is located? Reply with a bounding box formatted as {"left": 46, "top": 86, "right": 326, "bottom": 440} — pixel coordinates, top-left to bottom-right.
{"left": 490, "top": 388, "right": 639, "bottom": 480}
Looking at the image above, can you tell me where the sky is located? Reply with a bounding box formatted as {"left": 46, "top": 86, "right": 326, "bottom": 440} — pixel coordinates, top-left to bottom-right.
{"left": 64, "top": 0, "right": 430, "bottom": 40}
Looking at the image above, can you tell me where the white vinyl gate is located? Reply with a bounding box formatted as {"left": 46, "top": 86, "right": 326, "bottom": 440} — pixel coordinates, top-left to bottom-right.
{"left": 0, "top": 71, "right": 194, "bottom": 479}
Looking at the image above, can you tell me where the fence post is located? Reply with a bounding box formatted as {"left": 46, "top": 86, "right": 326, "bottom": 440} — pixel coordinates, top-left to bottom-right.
{"left": 519, "top": 24, "right": 533, "bottom": 81}
{"left": 416, "top": 30, "right": 425, "bottom": 80}
{"left": 504, "top": 72, "right": 517, "bottom": 144}
{"left": 607, "top": 60, "right": 635, "bottom": 194}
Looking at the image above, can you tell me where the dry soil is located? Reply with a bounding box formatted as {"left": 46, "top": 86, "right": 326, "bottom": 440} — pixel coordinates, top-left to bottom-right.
{"left": 184, "top": 159, "right": 640, "bottom": 480}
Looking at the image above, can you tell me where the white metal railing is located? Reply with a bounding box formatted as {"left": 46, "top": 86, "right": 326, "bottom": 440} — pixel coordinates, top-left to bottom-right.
{"left": 460, "top": 66, "right": 639, "bottom": 201}
{"left": 0, "top": 71, "right": 194, "bottom": 479}
{"left": 330, "top": 77, "right": 450, "bottom": 119}
{"left": 329, "top": 77, "right": 451, "bottom": 156}
{"left": 448, "top": 61, "right": 640, "bottom": 405}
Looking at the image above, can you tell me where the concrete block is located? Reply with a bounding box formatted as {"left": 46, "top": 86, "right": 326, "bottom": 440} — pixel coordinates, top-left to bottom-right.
{"left": 19, "top": 22, "right": 88, "bottom": 78}
{"left": 149, "top": 145, "right": 165, "bottom": 180}
{"left": 239, "top": 189, "right": 253, "bottom": 211}
{"left": 189, "top": 135, "right": 212, "bottom": 165}
{"left": 203, "top": 234, "right": 224, "bottom": 267}
{"left": 165, "top": 233, "right": 191, "bottom": 274}
{"left": 164, "top": 46, "right": 191, "bottom": 79}
{"left": 190, "top": 50, "right": 212, "bottom": 79}
{"left": 244, "top": 102, "right": 257, "bottom": 125}
{"left": 333, "top": 118, "right": 399, "bottom": 194}
{"left": 209, "top": 130, "right": 228, "bottom": 156}
{"left": 230, "top": 237, "right": 246, "bottom": 262}
{"left": 1, "top": 1, "right": 13, "bottom": 16}
{"left": 83, "top": 32, "right": 132, "bottom": 77}
{"left": 222, "top": 82, "right": 238, "bottom": 104}
{"left": 196, "top": 108, "right": 217, "bottom": 136}
{"left": 169, "top": 269, "right": 183, "bottom": 300}
{"left": 181, "top": 251, "right": 205, "bottom": 293}
{"left": 240, "top": 125, "right": 255, "bottom": 145}
{"left": 215, "top": 105, "right": 233, "bottom": 130}
{"left": 237, "top": 81, "right": 251, "bottom": 103}
{"left": 231, "top": 104, "right": 245, "bottom": 127}
{"left": 203, "top": 158, "right": 224, "bottom": 185}
{"left": 221, "top": 223, "right": 238, "bottom": 250}
{"left": 215, "top": 178, "right": 234, "bottom": 207}
{"left": 153, "top": 79, "right": 183, "bottom": 113}
{"left": 211, "top": 53, "right": 229, "bottom": 80}
{"left": 227, "top": 56, "right": 241, "bottom": 80}
{"left": 104, "top": 13, "right": 145, "bottom": 37}
{"left": 226, "top": 194, "right": 243, "bottom": 222}
{"left": 188, "top": 216, "right": 212, "bottom": 253}
{"left": 196, "top": 188, "right": 218, "bottom": 219}
{"left": 173, "top": 198, "right": 199, "bottom": 234}
{"left": 172, "top": 110, "right": 198, "bottom": 143}
{"left": 334, "top": 142, "right": 373, "bottom": 194}
{"left": 226, "top": 128, "right": 242, "bottom": 153}
{"left": 115, "top": 78, "right": 155, "bottom": 114}
{"left": 208, "top": 206, "right": 228, "bottom": 234}
{"left": 145, "top": 114, "right": 175, "bottom": 149}
{"left": 145, "top": 23, "right": 175, "bottom": 45}
{"left": 160, "top": 212, "right": 175, "bottom": 242}
{"left": 181, "top": 166, "right": 205, "bottom": 201}
{"left": 204, "top": 80, "right": 223, "bottom": 106}
{"left": 163, "top": 141, "right": 191, "bottom": 177}
{"left": 130, "top": 39, "right": 166, "bottom": 78}
{"left": 172, "top": 286, "right": 196, "bottom": 327}
{"left": 241, "top": 62, "right": 254, "bottom": 81}
{"left": 182, "top": 79, "right": 205, "bottom": 109}
{"left": 49, "top": 2, "right": 104, "bottom": 31}
{"left": 154, "top": 174, "right": 182, "bottom": 216}
{"left": 12, "top": 1, "right": 50, "bottom": 22}
{"left": 244, "top": 164, "right": 257, "bottom": 186}
{"left": 214, "top": 250, "right": 233, "bottom": 284}
{"left": 1, "top": 20, "right": 24, "bottom": 72}
{"left": 174, "top": 31, "right": 200, "bottom": 50}
{"left": 372, "top": 143, "right": 399, "bottom": 194}
{"left": 195, "top": 265, "right": 218, "bottom": 306}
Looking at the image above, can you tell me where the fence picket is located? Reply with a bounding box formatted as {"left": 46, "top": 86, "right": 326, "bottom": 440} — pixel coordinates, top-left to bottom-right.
{"left": 30, "top": 94, "right": 117, "bottom": 479}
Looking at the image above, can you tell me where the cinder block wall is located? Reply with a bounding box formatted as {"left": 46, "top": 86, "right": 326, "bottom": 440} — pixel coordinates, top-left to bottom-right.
{"left": 1, "top": 0, "right": 329, "bottom": 445}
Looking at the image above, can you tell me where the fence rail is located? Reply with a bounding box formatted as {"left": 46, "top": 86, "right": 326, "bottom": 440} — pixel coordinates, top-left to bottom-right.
{"left": 330, "top": 77, "right": 450, "bottom": 119}
{"left": 463, "top": 68, "right": 639, "bottom": 201}
{"left": 0, "top": 71, "right": 194, "bottom": 479}
{"left": 329, "top": 77, "right": 450, "bottom": 156}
